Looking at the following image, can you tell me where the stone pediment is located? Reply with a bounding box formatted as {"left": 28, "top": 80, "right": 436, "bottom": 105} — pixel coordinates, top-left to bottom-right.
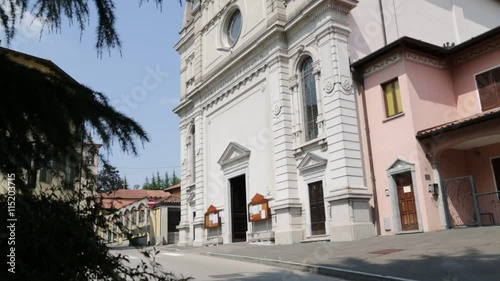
{"left": 387, "top": 158, "right": 414, "bottom": 171}
{"left": 217, "top": 142, "right": 251, "bottom": 166}
{"left": 297, "top": 153, "right": 327, "bottom": 172}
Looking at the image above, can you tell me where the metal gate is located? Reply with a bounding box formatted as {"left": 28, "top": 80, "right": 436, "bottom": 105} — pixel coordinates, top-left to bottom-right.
{"left": 441, "top": 176, "right": 481, "bottom": 228}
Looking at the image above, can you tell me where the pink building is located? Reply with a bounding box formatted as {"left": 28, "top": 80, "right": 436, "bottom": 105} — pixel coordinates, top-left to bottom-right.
{"left": 352, "top": 27, "right": 500, "bottom": 235}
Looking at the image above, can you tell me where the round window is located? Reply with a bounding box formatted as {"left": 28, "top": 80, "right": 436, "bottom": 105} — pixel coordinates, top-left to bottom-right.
{"left": 226, "top": 10, "right": 241, "bottom": 46}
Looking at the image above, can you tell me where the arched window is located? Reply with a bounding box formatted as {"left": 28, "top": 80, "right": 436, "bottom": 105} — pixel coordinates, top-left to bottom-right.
{"left": 190, "top": 125, "right": 196, "bottom": 183}
{"left": 124, "top": 210, "right": 130, "bottom": 229}
{"left": 131, "top": 207, "right": 137, "bottom": 226}
{"left": 139, "top": 204, "right": 146, "bottom": 225}
{"left": 300, "top": 57, "right": 318, "bottom": 141}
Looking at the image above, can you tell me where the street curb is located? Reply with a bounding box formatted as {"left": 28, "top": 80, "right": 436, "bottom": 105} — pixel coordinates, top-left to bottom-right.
{"left": 182, "top": 250, "right": 417, "bottom": 281}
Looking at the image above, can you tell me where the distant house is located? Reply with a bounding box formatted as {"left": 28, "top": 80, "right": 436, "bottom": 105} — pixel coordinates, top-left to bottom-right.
{"left": 97, "top": 189, "right": 181, "bottom": 246}
{"left": 0, "top": 47, "right": 101, "bottom": 195}
{"left": 164, "top": 183, "right": 181, "bottom": 197}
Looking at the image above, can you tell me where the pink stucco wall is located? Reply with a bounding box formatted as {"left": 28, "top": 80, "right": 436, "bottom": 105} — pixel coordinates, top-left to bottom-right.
{"left": 360, "top": 59, "right": 439, "bottom": 234}
{"left": 451, "top": 51, "right": 500, "bottom": 119}
{"left": 466, "top": 143, "right": 500, "bottom": 194}
{"left": 439, "top": 149, "right": 468, "bottom": 180}
{"left": 404, "top": 57, "right": 457, "bottom": 132}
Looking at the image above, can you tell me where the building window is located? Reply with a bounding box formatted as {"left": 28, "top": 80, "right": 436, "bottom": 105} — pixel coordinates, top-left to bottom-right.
{"left": 191, "top": 0, "right": 200, "bottom": 11}
{"left": 226, "top": 10, "right": 241, "bottom": 46}
{"left": 476, "top": 67, "right": 500, "bottom": 111}
{"left": 124, "top": 210, "right": 130, "bottom": 229}
{"left": 492, "top": 157, "right": 500, "bottom": 193}
{"left": 301, "top": 57, "right": 319, "bottom": 141}
{"left": 383, "top": 79, "right": 403, "bottom": 118}
{"left": 131, "top": 207, "right": 137, "bottom": 226}
{"left": 39, "top": 167, "right": 52, "bottom": 183}
{"left": 64, "top": 159, "right": 78, "bottom": 189}
{"left": 139, "top": 204, "right": 146, "bottom": 225}
{"left": 85, "top": 151, "right": 95, "bottom": 166}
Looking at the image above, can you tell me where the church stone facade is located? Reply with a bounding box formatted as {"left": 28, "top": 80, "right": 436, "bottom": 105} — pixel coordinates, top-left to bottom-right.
{"left": 174, "top": 0, "right": 373, "bottom": 246}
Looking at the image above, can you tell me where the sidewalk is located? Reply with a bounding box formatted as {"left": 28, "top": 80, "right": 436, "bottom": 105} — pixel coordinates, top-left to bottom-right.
{"left": 163, "top": 226, "right": 500, "bottom": 281}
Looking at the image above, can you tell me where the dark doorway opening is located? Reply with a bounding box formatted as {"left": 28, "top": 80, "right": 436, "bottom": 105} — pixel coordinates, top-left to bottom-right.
{"left": 230, "top": 175, "right": 247, "bottom": 242}
{"left": 308, "top": 181, "right": 326, "bottom": 235}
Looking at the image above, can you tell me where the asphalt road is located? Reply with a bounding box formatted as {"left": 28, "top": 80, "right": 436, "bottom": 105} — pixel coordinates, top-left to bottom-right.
{"left": 114, "top": 248, "right": 345, "bottom": 281}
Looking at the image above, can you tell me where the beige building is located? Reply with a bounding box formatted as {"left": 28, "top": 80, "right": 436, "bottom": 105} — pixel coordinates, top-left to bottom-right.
{"left": 0, "top": 47, "right": 101, "bottom": 196}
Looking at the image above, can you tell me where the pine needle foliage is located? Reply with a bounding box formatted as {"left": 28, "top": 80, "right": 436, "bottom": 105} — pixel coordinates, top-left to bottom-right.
{"left": 0, "top": 48, "right": 149, "bottom": 190}
{"left": 0, "top": 0, "right": 183, "bottom": 56}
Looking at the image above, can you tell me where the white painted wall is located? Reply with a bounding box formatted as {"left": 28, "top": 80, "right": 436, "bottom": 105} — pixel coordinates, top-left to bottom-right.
{"left": 349, "top": 0, "right": 500, "bottom": 61}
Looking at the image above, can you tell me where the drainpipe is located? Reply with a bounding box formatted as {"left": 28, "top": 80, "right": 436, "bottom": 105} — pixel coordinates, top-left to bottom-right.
{"left": 378, "top": 0, "right": 388, "bottom": 46}
{"left": 354, "top": 71, "right": 381, "bottom": 236}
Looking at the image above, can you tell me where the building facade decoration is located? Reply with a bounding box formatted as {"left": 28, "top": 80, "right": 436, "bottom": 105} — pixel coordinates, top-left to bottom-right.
{"left": 173, "top": 0, "right": 500, "bottom": 246}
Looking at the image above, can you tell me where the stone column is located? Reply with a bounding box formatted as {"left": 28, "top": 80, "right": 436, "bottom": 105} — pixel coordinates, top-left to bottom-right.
{"left": 177, "top": 125, "right": 191, "bottom": 246}
{"left": 268, "top": 49, "right": 303, "bottom": 245}
{"left": 192, "top": 112, "right": 205, "bottom": 247}
{"left": 319, "top": 23, "right": 374, "bottom": 241}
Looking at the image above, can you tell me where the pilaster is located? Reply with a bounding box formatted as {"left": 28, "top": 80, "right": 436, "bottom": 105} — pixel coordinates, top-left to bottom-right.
{"left": 268, "top": 50, "right": 303, "bottom": 244}
{"left": 318, "top": 21, "right": 374, "bottom": 241}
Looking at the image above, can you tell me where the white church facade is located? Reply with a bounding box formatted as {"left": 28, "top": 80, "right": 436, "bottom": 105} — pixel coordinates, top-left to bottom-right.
{"left": 173, "top": 0, "right": 500, "bottom": 246}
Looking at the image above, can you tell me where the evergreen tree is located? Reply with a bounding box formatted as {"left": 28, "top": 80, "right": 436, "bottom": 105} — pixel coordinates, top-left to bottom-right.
{"left": 0, "top": 2, "right": 190, "bottom": 280}
{"left": 156, "top": 171, "right": 162, "bottom": 188}
{"left": 151, "top": 172, "right": 157, "bottom": 189}
{"left": 0, "top": 0, "right": 183, "bottom": 56}
{"left": 122, "top": 176, "right": 129, "bottom": 189}
{"left": 171, "top": 170, "right": 180, "bottom": 185}
{"left": 97, "top": 163, "right": 123, "bottom": 192}
{"left": 143, "top": 177, "right": 151, "bottom": 190}
{"left": 164, "top": 171, "right": 171, "bottom": 188}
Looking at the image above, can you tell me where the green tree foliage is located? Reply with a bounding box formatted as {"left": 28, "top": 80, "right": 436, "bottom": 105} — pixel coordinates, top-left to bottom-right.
{"left": 164, "top": 171, "right": 171, "bottom": 188}
{"left": 142, "top": 170, "right": 178, "bottom": 190}
{"left": 0, "top": 50, "right": 149, "bottom": 191}
{"left": 0, "top": 0, "right": 183, "bottom": 56}
{"left": 123, "top": 175, "right": 129, "bottom": 189}
{"left": 98, "top": 163, "right": 124, "bottom": 192}
{"left": 171, "top": 170, "right": 180, "bottom": 185}
{"left": 0, "top": 186, "right": 191, "bottom": 281}
{"left": 0, "top": 2, "right": 186, "bottom": 279}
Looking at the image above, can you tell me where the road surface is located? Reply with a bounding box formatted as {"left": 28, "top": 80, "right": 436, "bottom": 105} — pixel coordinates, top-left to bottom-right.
{"left": 114, "top": 248, "right": 345, "bottom": 281}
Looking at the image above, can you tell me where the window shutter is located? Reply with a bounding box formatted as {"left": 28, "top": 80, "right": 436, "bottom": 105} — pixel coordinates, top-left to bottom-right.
{"left": 477, "top": 70, "right": 500, "bottom": 111}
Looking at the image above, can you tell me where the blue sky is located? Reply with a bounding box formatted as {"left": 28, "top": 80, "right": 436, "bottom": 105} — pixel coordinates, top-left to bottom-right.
{"left": 6, "top": 1, "right": 185, "bottom": 187}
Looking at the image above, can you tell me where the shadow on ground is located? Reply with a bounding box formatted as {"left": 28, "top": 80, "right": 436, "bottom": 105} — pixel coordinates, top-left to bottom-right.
{"left": 312, "top": 247, "right": 500, "bottom": 281}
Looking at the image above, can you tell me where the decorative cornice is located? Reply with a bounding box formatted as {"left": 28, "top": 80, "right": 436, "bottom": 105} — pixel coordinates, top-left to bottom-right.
{"left": 286, "top": 1, "right": 349, "bottom": 38}
{"left": 201, "top": 61, "right": 268, "bottom": 111}
{"left": 451, "top": 37, "right": 500, "bottom": 66}
{"left": 363, "top": 51, "right": 402, "bottom": 77}
{"left": 200, "top": 0, "right": 237, "bottom": 35}
{"left": 405, "top": 51, "right": 446, "bottom": 70}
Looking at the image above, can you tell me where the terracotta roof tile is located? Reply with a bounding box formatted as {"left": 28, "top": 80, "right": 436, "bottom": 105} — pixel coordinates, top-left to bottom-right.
{"left": 164, "top": 184, "right": 181, "bottom": 191}
{"left": 96, "top": 189, "right": 172, "bottom": 210}
{"left": 416, "top": 107, "right": 500, "bottom": 138}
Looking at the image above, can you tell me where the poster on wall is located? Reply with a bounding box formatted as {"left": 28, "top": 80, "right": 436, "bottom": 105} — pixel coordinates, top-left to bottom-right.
{"left": 248, "top": 193, "right": 270, "bottom": 222}
{"left": 204, "top": 205, "right": 220, "bottom": 229}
